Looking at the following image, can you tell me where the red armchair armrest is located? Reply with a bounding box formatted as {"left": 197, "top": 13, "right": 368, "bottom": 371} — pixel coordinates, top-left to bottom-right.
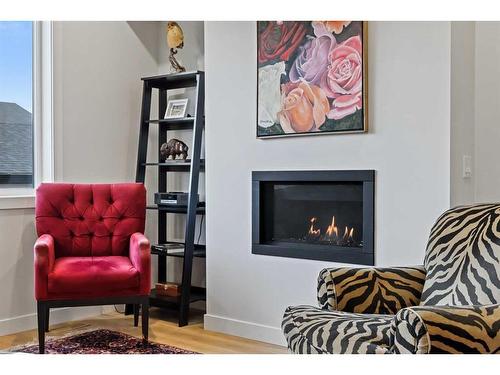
{"left": 34, "top": 234, "right": 55, "bottom": 300}
{"left": 129, "top": 232, "right": 151, "bottom": 295}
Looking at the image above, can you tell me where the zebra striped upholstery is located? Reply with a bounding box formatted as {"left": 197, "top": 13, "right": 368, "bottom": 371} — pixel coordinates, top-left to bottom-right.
{"left": 282, "top": 204, "right": 500, "bottom": 354}
{"left": 391, "top": 304, "right": 500, "bottom": 353}
{"left": 421, "top": 204, "right": 500, "bottom": 306}
{"left": 282, "top": 306, "right": 393, "bottom": 353}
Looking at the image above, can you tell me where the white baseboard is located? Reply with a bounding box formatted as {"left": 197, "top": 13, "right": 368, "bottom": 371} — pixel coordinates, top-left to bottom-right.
{"left": 0, "top": 306, "right": 102, "bottom": 336}
{"left": 204, "top": 314, "right": 287, "bottom": 347}
{"left": 101, "top": 305, "right": 124, "bottom": 315}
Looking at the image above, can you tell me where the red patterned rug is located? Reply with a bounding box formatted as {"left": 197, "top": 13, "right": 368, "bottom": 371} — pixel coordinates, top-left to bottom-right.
{"left": 10, "top": 329, "right": 198, "bottom": 354}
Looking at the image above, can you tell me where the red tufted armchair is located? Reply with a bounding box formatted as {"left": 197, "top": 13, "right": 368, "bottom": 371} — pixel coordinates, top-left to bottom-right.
{"left": 34, "top": 183, "right": 151, "bottom": 353}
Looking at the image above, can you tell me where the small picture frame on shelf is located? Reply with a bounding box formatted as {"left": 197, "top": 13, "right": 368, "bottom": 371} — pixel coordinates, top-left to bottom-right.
{"left": 165, "top": 98, "right": 188, "bottom": 119}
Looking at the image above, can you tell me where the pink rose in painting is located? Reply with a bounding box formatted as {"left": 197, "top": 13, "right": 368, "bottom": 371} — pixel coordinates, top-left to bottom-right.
{"left": 321, "top": 36, "right": 362, "bottom": 99}
{"left": 328, "top": 93, "right": 362, "bottom": 120}
{"left": 278, "top": 81, "right": 329, "bottom": 133}
{"left": 289, "top": 23, "right": 336, "bottom": 85}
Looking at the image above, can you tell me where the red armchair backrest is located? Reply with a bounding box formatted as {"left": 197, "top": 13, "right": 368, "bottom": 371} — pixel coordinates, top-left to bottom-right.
{"left": 35, "top": 183, "right": 146, "bottom": 258}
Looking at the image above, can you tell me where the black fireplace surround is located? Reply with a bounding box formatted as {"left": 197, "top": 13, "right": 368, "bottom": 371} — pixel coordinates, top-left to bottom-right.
{"left": 252, "top": 170, "right": 374, "bottom": 265}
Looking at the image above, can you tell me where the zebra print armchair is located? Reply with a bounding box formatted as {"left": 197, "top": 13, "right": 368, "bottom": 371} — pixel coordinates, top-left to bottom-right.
{"left": 282, "top": 203, "right": 500, "bottom": 354}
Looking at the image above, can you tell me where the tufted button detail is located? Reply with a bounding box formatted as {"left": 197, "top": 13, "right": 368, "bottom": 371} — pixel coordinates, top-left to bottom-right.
{"left": 36, "top": 183, "right": 145, "bottom": 257}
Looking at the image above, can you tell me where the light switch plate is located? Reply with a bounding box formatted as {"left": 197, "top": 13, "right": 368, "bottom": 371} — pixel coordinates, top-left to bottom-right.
{"left": 463, "top": 155, "right": 472, "bottom": 178}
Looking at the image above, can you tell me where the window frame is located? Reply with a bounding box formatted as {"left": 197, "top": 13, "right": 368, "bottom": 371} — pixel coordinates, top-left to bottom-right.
{"left": 0, "top": 21, "right": 54, "bottom": 209}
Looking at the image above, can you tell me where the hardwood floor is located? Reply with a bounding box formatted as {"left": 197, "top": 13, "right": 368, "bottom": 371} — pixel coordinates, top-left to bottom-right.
{"left": 0, "top": 307, "right": 287, "bottom": 354}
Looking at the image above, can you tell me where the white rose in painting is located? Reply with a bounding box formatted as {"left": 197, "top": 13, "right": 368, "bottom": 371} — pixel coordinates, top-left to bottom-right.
{"left": 258, "top": 61, "right": 286, "bottom": 128}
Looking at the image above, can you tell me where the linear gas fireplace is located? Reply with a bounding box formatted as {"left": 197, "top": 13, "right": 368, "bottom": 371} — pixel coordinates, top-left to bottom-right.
{"left": 252, "top": 170, "right": 374, "bottom": 265}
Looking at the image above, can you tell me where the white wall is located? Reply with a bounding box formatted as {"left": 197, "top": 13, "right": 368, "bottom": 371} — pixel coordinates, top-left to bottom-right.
{"left": 0, "top": 21, "right": 158, "bottom": 335}
{"left": 0, "top": 209, "right": 42, "bottom": 335}
{"left": 475, "top": 22, "right": 500, "bottom": 202}
{"left": 54, "top": 21, "right": 157, "bottom": 182}
{"left": 450, "top": 22, "right": 475, "bottom": 206}
{"left": 204, "top": 21, "right": 451, "bottom": 345}
{"left": 449, "top": 21, "right": 500, "bottom": 205}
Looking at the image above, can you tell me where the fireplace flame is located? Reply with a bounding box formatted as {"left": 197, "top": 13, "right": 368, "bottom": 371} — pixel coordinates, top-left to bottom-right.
{"left": 308, "top": 217, "right": 321, "bottom": 237}
{"left": 325, "top": 216, "right": 336, "bottom": 237}
{"left": 308, "top": 215, "right": 356, "bottom": 245}
{"left": 343, "top": 226, "right": 349, "bottom": 240}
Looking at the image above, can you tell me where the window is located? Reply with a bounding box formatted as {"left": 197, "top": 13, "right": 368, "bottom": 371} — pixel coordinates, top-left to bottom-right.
{"left": 0, "top": 21, "right": 53, "bottom": 208}
{"left": 0, "top": 21, "right": 34, "bottom": 186}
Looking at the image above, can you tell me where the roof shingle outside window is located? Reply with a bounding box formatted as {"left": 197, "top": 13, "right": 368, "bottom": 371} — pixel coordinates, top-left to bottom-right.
{"left": 0, "top": 102, "right": 33, "bottom": 183}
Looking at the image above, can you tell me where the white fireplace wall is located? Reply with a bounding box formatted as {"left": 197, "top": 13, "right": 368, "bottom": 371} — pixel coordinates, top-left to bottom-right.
{"left": 474, "top": 22, "right": 500, "bottom": 203}
{"left": 204, "top": 21, "right": 451, "bottom": 345}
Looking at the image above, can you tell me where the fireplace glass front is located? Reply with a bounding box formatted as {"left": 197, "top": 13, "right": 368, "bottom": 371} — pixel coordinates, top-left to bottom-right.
{"left": 252, "top": 170, "right": 374, "bottom": 265}
{"left": 263, "top": 182, "right": 363, "bottom": 248}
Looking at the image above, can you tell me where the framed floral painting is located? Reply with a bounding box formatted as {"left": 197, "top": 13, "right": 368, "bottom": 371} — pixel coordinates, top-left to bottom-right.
{"left": 257, "top": 21, "right": 367, "bottom": 138}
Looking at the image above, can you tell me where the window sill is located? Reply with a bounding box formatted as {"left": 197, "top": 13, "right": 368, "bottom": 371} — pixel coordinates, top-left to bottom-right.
{"left": 0, "top": 195, "right": 35, "bottom": 210}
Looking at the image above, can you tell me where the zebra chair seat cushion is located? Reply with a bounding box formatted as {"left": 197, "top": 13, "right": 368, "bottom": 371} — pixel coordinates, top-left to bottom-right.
{"left": 282, "top": 305, "right": 393, "bottom": 354}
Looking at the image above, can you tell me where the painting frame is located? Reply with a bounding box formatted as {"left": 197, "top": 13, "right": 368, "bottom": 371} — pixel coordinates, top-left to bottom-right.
{"left": 256, "top": 21, "right": 368, "bottom": 139}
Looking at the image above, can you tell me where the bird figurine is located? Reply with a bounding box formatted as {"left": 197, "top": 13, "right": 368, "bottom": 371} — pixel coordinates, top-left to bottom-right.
{"left": 166, "top": 22, "right": 186, "bottom": 73}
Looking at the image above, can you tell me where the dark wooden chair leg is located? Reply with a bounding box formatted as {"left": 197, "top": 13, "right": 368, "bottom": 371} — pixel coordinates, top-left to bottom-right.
{"left": 37, "top": 301, "right": 46, "bottom": 354}
{"left": 141, "top": 298, "right": 149, "bottom": 343}
{"left": 45, "top": 306, "right": 50, "bottom": 332}
{"left": 133, "top": 304, "right": 139, "bottom": 327}
{"left": 179, "top": 303, "right": 189, "bottom": 327}
{"left": 124, "top": 304, "right": 134, "bottom": 315}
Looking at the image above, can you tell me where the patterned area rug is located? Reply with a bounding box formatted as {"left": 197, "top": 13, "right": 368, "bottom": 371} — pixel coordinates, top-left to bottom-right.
{"left": 10, "top": 329, "right": 198, "bottom": 354}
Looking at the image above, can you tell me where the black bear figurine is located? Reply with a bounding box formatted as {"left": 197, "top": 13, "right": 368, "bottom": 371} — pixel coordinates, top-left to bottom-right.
{"left": 160, "top": 138, "right": 188, "bottom": 161}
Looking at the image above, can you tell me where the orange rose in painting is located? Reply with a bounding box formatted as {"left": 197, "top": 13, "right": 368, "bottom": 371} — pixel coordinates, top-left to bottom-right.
{"left": 315, "top": 21, "right": 351, "bottom": 34}
{"left": 279, "top": 81, "right": 329, "bottom": 133}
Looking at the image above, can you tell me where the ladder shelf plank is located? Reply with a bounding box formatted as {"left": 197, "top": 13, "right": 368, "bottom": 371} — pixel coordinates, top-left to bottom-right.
{"left": 149, "top": 287, "right": 206, "bottom": 307}
{"left": 151, "top": 242, "right": 206, "bottom": 258}
{"left": 146, "top": 204, "right": 206, "bottom": 214}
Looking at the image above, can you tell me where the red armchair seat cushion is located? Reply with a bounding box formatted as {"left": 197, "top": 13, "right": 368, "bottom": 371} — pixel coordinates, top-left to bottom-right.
{"left": 47, "top": 256, "right": 140, "bottom": 299}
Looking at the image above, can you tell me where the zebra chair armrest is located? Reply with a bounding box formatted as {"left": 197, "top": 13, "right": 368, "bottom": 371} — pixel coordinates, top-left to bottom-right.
{"left": 391, "top": 304, "right": 500, "bottom": 354}
{"left": 317, "top": 266, "right": 426, "bottom": 314}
